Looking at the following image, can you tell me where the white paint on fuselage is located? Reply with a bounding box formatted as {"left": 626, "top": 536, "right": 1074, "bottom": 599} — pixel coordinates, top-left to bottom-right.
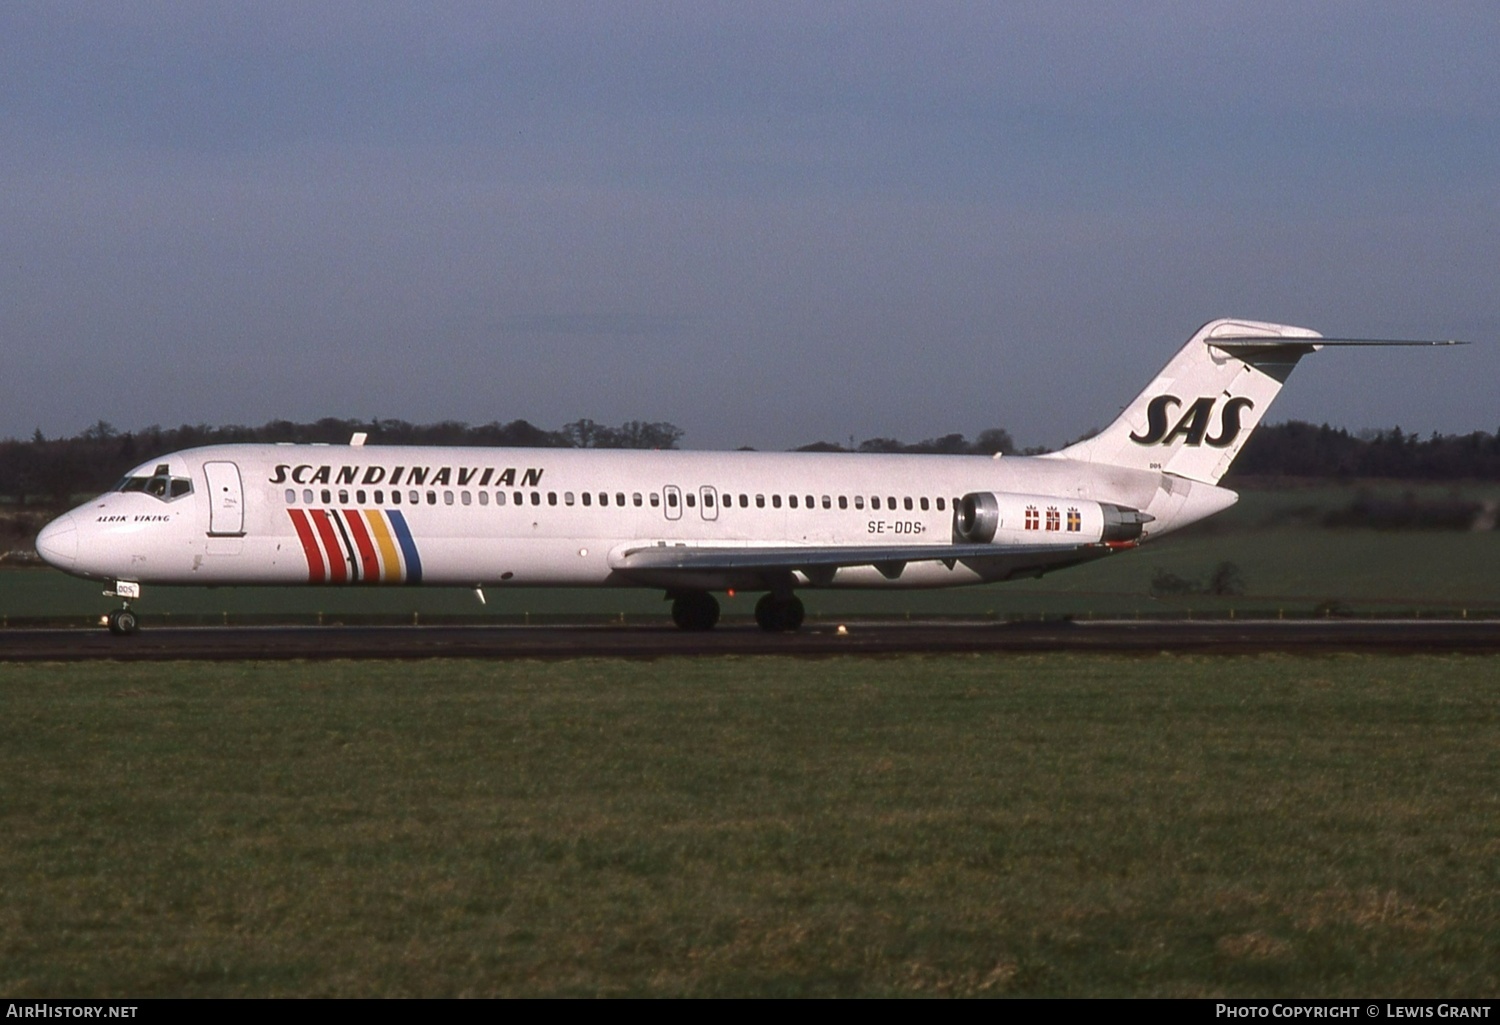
{"left": 40, "top": 442, "right": 1232, "bottom": 591}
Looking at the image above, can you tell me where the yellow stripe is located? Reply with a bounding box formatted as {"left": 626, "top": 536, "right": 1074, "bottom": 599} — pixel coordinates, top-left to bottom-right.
{"left": 363, "top": 511, "right": 404, "bottom": 582}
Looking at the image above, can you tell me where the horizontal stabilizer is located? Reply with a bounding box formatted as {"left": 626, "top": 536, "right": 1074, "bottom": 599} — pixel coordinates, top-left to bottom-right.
{"left": 1054, "top": 318, "right": 1467, "bottom": 486}
{"left": 1210, "top": 337, "right": 1466, "bottom": 349}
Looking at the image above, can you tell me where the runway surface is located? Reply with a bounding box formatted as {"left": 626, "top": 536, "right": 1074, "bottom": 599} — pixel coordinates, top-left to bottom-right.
{"left": 3, "top": 619, "right": 1499, "bottom": 661}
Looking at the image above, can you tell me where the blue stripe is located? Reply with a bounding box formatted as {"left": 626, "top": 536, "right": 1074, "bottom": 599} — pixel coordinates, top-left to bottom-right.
{"left": 386, "top": 510, "right": 423, "bottom": 584}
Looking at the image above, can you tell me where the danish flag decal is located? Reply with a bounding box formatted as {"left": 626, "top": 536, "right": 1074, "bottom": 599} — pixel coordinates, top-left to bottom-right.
{"left": 287, "top": 508, "right": 423, "bottom": 584}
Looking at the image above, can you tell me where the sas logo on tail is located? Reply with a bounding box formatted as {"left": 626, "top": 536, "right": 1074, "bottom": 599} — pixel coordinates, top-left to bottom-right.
{"left": 1130, "top": 395, "right": 1255, "bottom": 448}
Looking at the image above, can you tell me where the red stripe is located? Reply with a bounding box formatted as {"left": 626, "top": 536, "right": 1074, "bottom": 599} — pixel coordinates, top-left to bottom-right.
{"left": 309, "top": 509, "right": 347, "bottom": 583}
{"left": 287, "top": 509, "right": 326, "bottom": 583}
{"left": 341, "top": 510, "right": 381, "bottom": 583}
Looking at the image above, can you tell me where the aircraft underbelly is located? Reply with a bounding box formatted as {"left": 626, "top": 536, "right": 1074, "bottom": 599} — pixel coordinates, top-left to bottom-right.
{"left": 415, "top": 537, "right": 613, "bottom": 586}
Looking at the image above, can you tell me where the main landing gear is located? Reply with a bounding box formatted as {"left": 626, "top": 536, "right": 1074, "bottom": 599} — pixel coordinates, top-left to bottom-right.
{"left": 670, "top": 591, "right": 721, "bottom": 631}
{"left": 667, "top": 591, "right": 807, "bottom": 632}
{"left": 754, "top": 593, "right": 805, "bottom": 633}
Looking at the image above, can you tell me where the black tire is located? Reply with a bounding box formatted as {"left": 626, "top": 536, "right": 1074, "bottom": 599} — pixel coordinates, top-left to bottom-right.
{"left": 671, "top": 593, "right": 720, "bottom": 631}
{"left": 108, "top": 609, "right": 139, "bottom": 636}
{"left": 782, "top": 596, "right": 805, "bottom": 631}
{"left": 754, "top": 593, "right": 780, "bottom": 631}
{"left": 755, "top": 593, "right": 805, "bottom": 632}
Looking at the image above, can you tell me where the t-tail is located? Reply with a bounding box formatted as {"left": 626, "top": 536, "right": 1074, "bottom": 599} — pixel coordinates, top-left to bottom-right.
{"left": 1056, "top": 318, "right": 1317, "bottom": 484}
{"left": 1054, "top": 318, "right": 1463, "bottom": 486}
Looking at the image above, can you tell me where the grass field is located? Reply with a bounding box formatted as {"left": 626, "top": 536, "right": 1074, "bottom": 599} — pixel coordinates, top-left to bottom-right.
{"left": 3, "top": 654, "right": 1498, "bottom": 996}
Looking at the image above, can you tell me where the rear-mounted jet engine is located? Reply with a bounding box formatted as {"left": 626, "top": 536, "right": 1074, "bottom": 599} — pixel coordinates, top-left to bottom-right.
{"left": 955, "top": 492, "right": 1152, "bottom": 546}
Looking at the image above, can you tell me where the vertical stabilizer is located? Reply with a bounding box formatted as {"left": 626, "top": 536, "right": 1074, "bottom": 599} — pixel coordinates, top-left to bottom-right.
{"left": 1054, "top": 318, "right": 1321, "bottom": 485}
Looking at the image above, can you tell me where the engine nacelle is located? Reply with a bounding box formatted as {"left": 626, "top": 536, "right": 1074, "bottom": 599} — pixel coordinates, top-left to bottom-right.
{"left": 955, "top": 492, "right": 1151, "bottom": 546}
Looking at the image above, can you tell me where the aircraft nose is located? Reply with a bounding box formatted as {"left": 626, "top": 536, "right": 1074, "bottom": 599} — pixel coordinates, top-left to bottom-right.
{"left": 35, "top": 512, "right": 78, "bottom": 570}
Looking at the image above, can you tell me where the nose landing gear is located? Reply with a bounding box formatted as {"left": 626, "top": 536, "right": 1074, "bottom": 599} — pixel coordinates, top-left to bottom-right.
{"left": 104, "top": 581, "right": 142, "bottom": 636}
{"left": 106, "top": 607, "right": 139, "bottom": 636}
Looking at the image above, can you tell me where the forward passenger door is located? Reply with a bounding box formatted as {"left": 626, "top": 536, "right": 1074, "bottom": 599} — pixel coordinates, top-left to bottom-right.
{"left": 203, "top": 461, "right": 246, "bottom": 537}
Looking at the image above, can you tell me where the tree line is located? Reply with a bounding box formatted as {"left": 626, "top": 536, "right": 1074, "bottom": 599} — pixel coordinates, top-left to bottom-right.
{"left": 2, "top": 418, "right": 1498, "bottom": 510}
{"left": 797, "top": 422, "right": 1500, "bottom": 481}
{"left": 0, "top": 417, "right": 685, "bottom": 507}
{"left": 1229, "top": 422, "right": 1500, "bottom": 480}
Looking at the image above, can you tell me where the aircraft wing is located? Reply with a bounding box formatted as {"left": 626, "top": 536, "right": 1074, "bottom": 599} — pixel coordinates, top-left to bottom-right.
{"left": 609, "top": 540, "right": 1116, "bottom": 585}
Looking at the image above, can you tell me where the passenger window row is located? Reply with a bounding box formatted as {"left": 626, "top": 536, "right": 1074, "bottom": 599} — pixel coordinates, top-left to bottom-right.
{"left": 283, "top": 488, "right": 953, "bottom": 513}
{"left": 282, "top": 487, "right": 649, "bottom": 508}
{"left": 666, "top": 492, "right": 950, "bottom": 512}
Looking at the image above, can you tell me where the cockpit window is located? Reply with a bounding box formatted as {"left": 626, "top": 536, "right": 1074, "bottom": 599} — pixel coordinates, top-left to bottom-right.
{"left": 114, "top": 463, "right": 194, "bottom": 503}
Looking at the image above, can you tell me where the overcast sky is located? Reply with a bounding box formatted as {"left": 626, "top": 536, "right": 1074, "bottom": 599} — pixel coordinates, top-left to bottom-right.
{"left": 2, "top": 2, "right": 1496, "bottom": 450}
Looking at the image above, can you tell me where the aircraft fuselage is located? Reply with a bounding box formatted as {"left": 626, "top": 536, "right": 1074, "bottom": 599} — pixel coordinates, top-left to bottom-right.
{"left": 37, "top": 443, "right": 1227, "bottom": 593}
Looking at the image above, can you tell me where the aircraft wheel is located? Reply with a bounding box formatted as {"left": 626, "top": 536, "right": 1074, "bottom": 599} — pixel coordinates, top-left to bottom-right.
{"left": 755, "top": 593, "right": 805, "bottom": 632}
{"left": 671, "top": 592, "right": 720, "bottom": 631}
{"left": 107, "top": 608, "right": 139, "bottom": 636}
{"left": 783, "top": 596, "right": 805, "bottom": 631}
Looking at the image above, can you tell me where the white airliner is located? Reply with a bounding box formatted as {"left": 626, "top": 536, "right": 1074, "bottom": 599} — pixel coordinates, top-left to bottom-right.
{"left": 35, "top": 319, "right": 1457, "bottom": 635}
